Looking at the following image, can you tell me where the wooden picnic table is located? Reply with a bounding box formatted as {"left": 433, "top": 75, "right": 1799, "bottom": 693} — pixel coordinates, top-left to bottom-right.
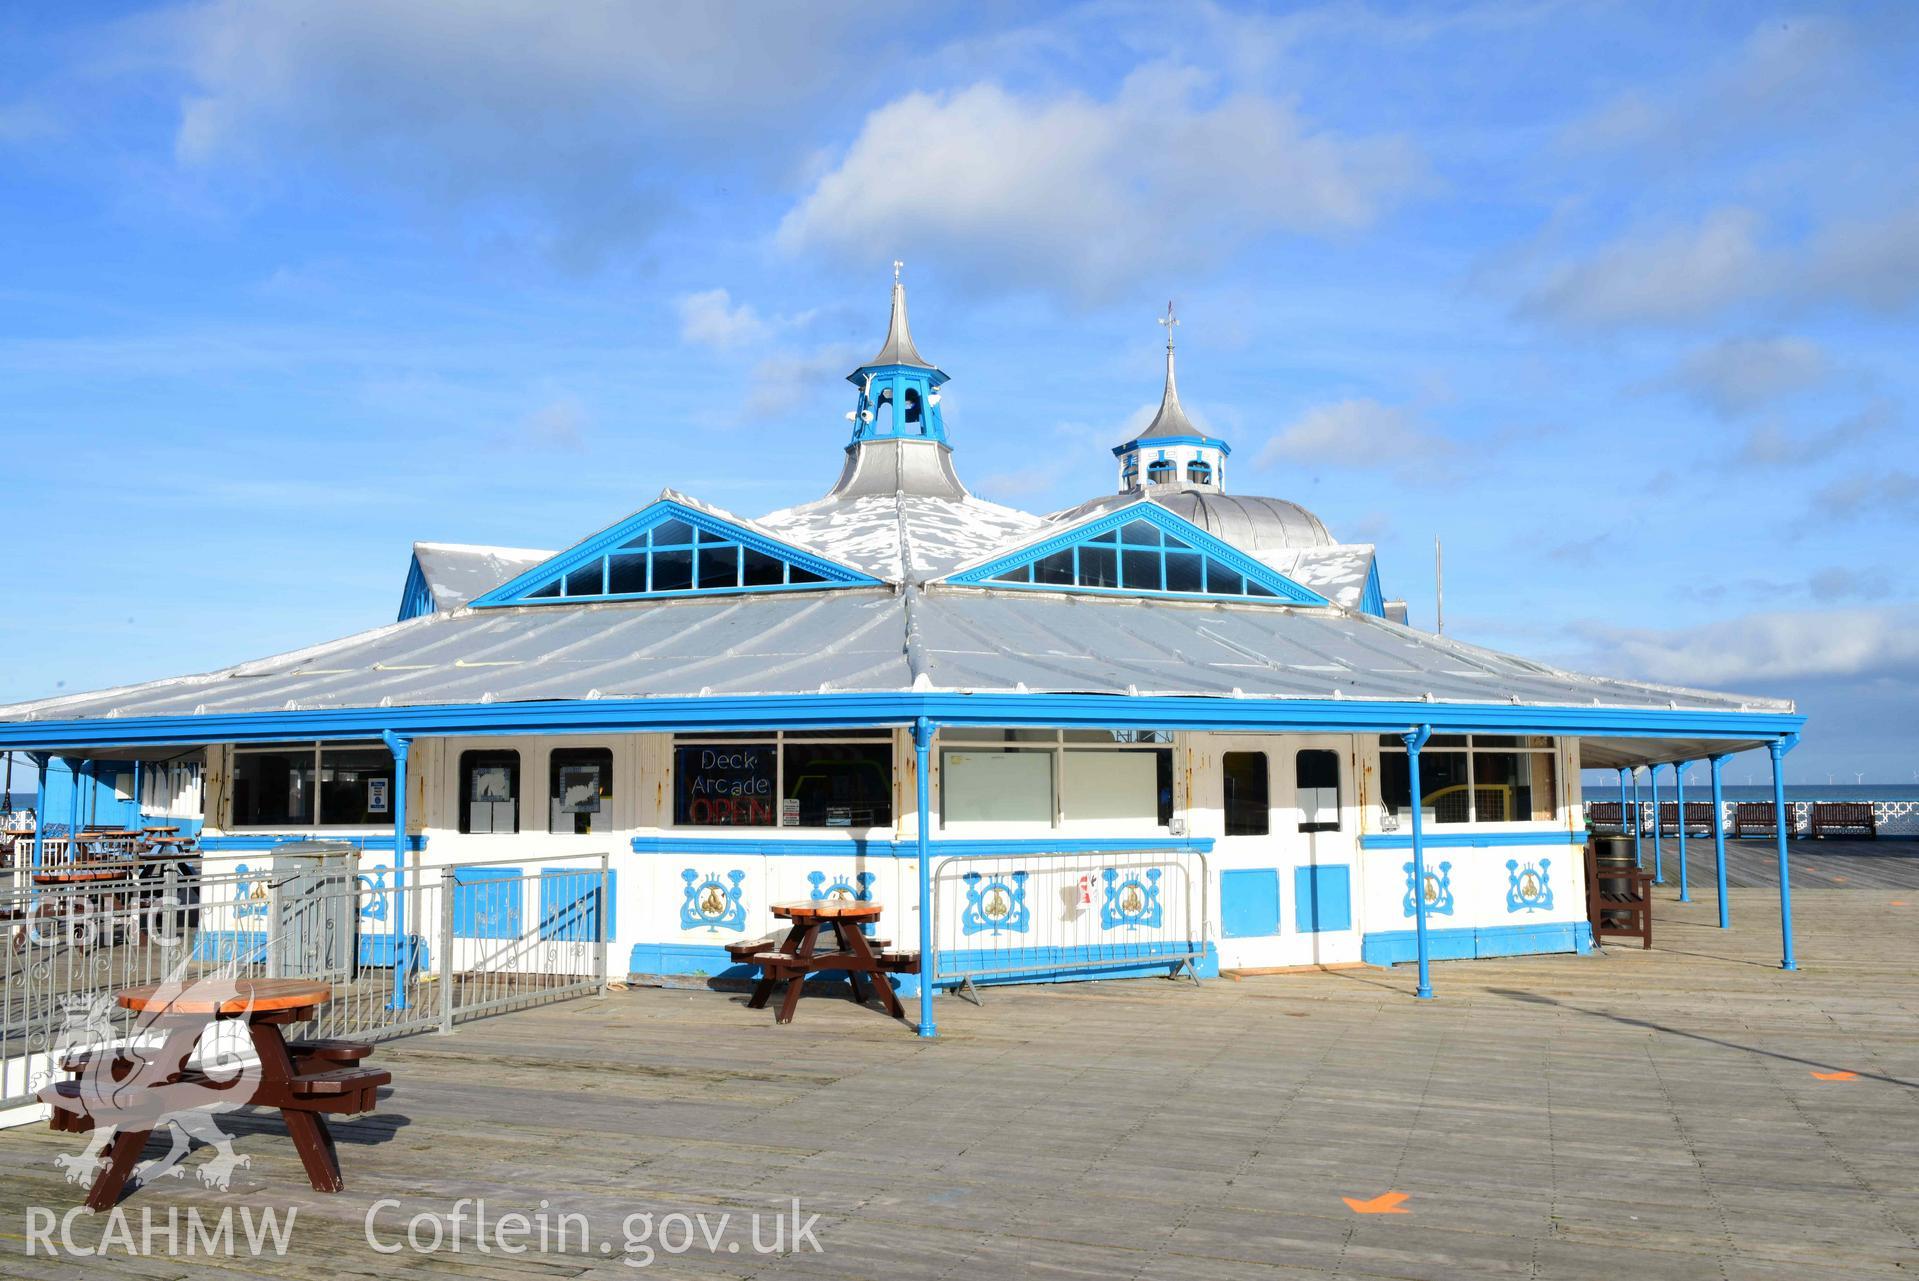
{"left": 141, "top": 826, "right": 182, "bottom": 836}
{"left": 734, "top": 900, "right": 916, "bottom": 1025}
{"left": 44, "top": 978, "right": 388, "bottom": 1210}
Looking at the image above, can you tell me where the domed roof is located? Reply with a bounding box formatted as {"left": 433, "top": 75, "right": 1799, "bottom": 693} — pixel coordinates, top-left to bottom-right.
{"left": 1050, "top": 488, "right": 1336, "bottom": 550}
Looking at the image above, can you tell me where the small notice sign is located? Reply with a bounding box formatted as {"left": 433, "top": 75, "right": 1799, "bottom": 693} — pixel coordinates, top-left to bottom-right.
{"left": 367, "top": 778, "right": 390, "bottom": 815}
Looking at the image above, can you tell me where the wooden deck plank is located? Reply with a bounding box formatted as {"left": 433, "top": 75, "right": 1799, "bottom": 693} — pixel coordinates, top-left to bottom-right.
{"left": 1, "top": 884, "right": 1915, "bottom": 1276}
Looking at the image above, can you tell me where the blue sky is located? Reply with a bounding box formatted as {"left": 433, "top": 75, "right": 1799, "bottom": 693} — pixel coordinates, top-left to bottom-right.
{"left": 2, "top": 2, "right": 1915, "bottom": 782}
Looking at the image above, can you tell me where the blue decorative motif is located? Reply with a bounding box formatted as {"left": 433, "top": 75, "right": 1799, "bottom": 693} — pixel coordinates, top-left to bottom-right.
{"left": 961, "top": 871, "right": 1031, "bottom": 936}
{"left": 1401, "top": 860, "right": 1454, "bottom": 917}
{"left": 1505, "top": 859, "right": 1553, "bottom": 913}
{"left": 357, "top": 867, "right": 389, "bottom": 921}
{"left": 806, "top": 870, "right": 877, "bottom": 903}
{"left": 680, "top": 868, "right": 747, "bottom": 932}
{"left": 234, "top": 863, "right": 270, "bottom": 919}
{"left": 1101, "top": 867, "right": 1164, "bottom": 930}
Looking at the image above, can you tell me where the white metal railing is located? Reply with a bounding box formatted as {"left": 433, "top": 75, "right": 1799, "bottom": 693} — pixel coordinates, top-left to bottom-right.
{"left": 929, "top": 847, "right": 1210, "bottom": 1001}
{"left": 1, "top": 851, "right": 610, "bottom": 1117}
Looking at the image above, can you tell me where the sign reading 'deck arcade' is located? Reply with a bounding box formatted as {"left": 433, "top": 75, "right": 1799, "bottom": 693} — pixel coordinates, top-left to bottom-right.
{"left": 675, "top": 745, "right": 776, "bottom": 826}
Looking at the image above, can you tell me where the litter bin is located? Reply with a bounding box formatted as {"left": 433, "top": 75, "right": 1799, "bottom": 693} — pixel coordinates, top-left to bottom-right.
{"left": 267, "top": 841, "right": 359, "bottom": 980}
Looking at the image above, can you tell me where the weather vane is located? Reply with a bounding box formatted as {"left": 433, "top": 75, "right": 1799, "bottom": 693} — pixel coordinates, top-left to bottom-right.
{"left": 1159, "top": 300, "right": 1178, "bottom": 349}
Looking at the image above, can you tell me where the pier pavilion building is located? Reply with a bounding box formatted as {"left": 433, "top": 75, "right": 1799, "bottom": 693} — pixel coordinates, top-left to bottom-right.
{"left": 0, "top": 279, "right": 1807, "bottom": 1034}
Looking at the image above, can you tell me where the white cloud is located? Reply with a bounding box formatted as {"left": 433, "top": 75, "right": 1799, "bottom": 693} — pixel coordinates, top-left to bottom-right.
{"left": 1740, "top": 397, "right": 1895, "bottom": 467}
{"left": 1520, "top": 208, "right": 1768, "bottom": 328}
{"left": 1667, "top": 336, "right": 1827, "bottom": 418}
{"left": 1806, "top": 466, "right": 1919, "bottom": 525}
{"left": 163, "top": 0, "right": 875, "bottom": 268}
{"left": 777, "top": 69, "right": 1423, "bottom": 300}
{"left": 1803, "top": 205, "right": 1919, "bottom": 313}
{"left": 1578, "top": 607, "right": 1919, "bottom": 687}
{"left": 744, "top": 343, "right": 862, "bottom": 419}
{"left": 1563, "top": 15, "right": 1856, "bottom": 156}
{"left": 1259, "top": 398, "right": 1441, "bottom": 470}
{"left": 677, "top": 289, "right": 768, "bottom": 349}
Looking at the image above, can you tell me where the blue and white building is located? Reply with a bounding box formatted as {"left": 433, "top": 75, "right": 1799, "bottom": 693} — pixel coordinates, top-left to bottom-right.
{"left": 0, "top": 277, "right": 1807, "bottom": 1032}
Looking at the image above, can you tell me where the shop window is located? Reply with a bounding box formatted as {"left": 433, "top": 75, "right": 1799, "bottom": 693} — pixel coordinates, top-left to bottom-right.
{"left": 1378, "top": 736, "right": 1557, "bottom": 825}
{"left": 460, "top": 750, "right": 521, "bottom": 834}
{"left": 673, "top": 733, "right": 893, "bottom": 828}
{"left": 1296, "top": 750, "right": 1342, "bottom": 832}
{"left": 941, "top": 729, "right": 1172, "bottom": 829}
{"left": 549, "top": 747, "right": 613, "bottom": 835}
{"left": 233, "top": 744, "right": 394, "bottom": 827}
{"left": 1222, "top": 751, "right": 1269, "bottom": 836}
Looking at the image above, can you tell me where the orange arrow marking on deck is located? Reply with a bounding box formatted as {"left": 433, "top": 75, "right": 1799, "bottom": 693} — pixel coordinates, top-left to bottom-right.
{"left": 1811, "top": 1071, "right": 1857, "bottom": 1081}
{"left": 1343, "top": 1192, "right": 1410, "bottom": 1214}
{"left": 1892, "top": 901, "right": 1908, "bottom": 907}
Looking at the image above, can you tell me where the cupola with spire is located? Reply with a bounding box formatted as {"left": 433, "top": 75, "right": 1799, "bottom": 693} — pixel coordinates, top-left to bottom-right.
{"left": 1110, "top": 302, "right": 1232, "bottom": 493}
{"left": 821, "top": 263, "right": 970, "bottom": 500}
{"left": 846, "top": 261, "right": 948, "bottom": 445}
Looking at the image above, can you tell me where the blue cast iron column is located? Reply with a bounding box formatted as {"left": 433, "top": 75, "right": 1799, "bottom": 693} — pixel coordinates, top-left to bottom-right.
{"left": 1631, "top": 768, "right": 1643, "bottom": 867}
{"left": 1674, "top": 763, "right": 1691, "bottom": 903}
{"left": 382, "top": 732, "right": 413, "bottom": 1010}
{"left": 1770, "top": 736, "right": 1799, "bottom": 971}
{"left": 1616, "top": 768, "right": 1628, "bottom": 838}
{"left": 64, "top": 756, "right": 81, "bottom": 844}
{"left": 913, "top": 718, "right": 936, "bottom": 1037}
{"left": 1710, "top": 754, "right": 1730, "bottom": 928}
{"left": 31, "top": 754, "right": 48, "bottom": 870}
{"left": 1403, "top": 726, "right": 1435, "bottom": 1001}
{"left": 1650, "top": 765, "right": 1664, "bottom": 883}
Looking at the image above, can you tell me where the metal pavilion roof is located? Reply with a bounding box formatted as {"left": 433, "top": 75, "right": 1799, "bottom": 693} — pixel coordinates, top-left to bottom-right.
{"left": 0, "top": 581, "right": 1789, "bottom": 726}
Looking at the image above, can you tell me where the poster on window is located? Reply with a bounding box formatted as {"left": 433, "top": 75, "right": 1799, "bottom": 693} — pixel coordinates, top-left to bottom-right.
{"left": 366, "top": 778, "right": 390, "bottom": 815}
{"left": 556, "top": 764, "right": 602, "bottom": 814}
{"left": 468, "top": 764, "right": 516, "bottom": 834}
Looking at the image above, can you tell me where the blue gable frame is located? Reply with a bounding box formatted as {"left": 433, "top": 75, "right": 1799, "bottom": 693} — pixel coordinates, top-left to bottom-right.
{"left": 467, "top": 498, "right": 883, "bottom": 608}
{"left": 397, "top": 553, "right": 434, "bottom": 621}
{"left": 943, "top": 500, "right": 1333, "bottom": 607}
{"left": 1360, "top": 559, "right": 1385, "bottom": 618}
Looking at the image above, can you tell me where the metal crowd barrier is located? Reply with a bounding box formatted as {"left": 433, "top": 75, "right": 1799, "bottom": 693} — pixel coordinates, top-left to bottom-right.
{"left": 929, "top": 847, "right": 1210, "bottom": 1003}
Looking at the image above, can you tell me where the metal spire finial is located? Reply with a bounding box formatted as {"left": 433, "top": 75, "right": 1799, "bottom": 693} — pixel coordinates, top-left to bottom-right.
{"left": 1159, "top": 300, "right": 1177, "bottom": 351}
{"left": 893, "top": 259, "right": 903, "bottom": 284}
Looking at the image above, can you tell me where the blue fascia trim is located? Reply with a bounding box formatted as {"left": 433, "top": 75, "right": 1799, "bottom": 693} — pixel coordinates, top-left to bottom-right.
{"left": 631, "top": 835, "right": 1216, "bottom": 859}
{"left": 1110, "top": 435, "right": 1232, "bottom": 457}
{"left": 942, "top": 499, "right": 1333, "bottom": 607}
{"left": 0, "top": 692, "right": 1805, "bottom": 752}
{"left": 467, "top": 498, "right": 883, "bottom": 608}
{"left": 1361, "top": 921, "right": 1592, "bottom": 966}
{"left": 846, "top": 360, "right": 949, "bottom": 386}
{"left": 1359, "top": 830, "right": 1588, "bottom": 851}
{"left": 200, "top": 833, "right": 428, "bottom": 852}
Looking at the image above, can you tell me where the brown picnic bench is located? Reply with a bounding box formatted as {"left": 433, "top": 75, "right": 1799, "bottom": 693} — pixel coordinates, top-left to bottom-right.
{"left": 727, "top": 900, "right": 917, "bottom": 1025}
{"left": 1811, "top": 802, "right": 1876, "bottom": 839}
{"left": 43, "top": 978, "right": 388, "bottom": 1210}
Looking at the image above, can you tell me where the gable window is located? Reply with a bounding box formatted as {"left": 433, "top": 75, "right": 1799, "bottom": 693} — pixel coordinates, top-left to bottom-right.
{"left": 232, "top": 744, "right": 392, "bottom": 828}
{"left": 460, "top": 750, "right": 521, "bottom": 834}
{"left": 1377, "top": 735, "right": 1557, "bottom": 826}
{"left": 472, "top": 504, "right": 868, "bottom": 607}
{"left": 549, "top": 747, "right": 613, "bottom": 835}
{"left": 981, "top": 519, "right": 1283, "bottom": 600}
{"left": 673, "top": 731, "right": 893, "bottom": 829}
{"left": 940, "top": 729, "right": 1174, "bottom": 829}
